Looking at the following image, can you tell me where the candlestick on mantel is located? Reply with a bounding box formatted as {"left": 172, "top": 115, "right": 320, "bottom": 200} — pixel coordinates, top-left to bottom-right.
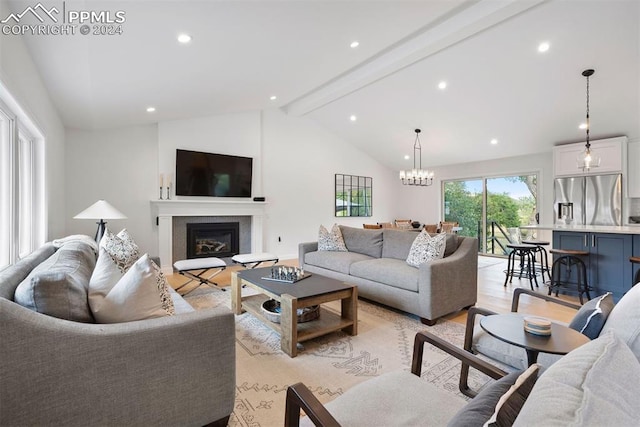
{"left": 160, "top": 173, "right": 164, "bottom": 187}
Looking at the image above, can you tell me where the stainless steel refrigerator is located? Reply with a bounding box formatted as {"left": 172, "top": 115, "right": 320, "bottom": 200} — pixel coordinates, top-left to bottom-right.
{"left": 553, "top": 174, "right": 622, "bottom": 225}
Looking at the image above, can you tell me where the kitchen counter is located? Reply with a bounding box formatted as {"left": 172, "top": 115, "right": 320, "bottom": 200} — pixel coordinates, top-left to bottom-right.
{"left": 521, "top": 224, "right": 640, "bottom": 235}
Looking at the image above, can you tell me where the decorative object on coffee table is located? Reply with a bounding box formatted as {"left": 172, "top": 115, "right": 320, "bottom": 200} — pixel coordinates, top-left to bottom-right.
{"left": 523, "top": 316, "right": 552, "bottom": 336}
{"left": 261, "top": 299, "right": 319, "bottom": 323}
{"left": 261, "top": 266, "right": 310, "bottom": 283}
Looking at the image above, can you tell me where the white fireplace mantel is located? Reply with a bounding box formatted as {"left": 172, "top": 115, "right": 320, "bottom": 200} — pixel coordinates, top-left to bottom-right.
{"left": 151, "top": 199, "right": 267, "bottom": 273}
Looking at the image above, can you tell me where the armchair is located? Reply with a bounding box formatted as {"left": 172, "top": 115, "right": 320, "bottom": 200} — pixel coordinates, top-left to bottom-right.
{"left": 459, "top": 284, "right": 640, "bottom": 398}
{"left": 285, "top": 331, "right": 506, "bottom": 427}
{"left": 459, "top": 288, "right": 582, "bottom": 397}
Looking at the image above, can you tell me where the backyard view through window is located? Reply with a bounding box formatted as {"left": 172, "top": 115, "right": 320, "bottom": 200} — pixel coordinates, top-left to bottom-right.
{"left": 443, "top": 174, "right": 538, "bottom": 255}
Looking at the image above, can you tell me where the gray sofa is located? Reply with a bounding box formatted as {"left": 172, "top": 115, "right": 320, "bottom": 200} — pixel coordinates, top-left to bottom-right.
{"left": 299, "top": 226, "right": 478, "bottom": 325}
{"left": 0, "top": 240, "right": 235, "bottom": 426}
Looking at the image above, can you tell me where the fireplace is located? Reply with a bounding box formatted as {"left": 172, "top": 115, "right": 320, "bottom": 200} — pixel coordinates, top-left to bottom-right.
{"left": 187, "top": 222, "right": 240, "bottom": 259}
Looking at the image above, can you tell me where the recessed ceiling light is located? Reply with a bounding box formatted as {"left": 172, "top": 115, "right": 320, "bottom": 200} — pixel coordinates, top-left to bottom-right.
{"left": 537, "top": 42, "right": 550, "bottom": 53}
{"left": 177, "top": 33, "right": 192, "bottom": 44}
{"left": 350, "top": 41, "right": 359, "bottom": 48}
{"left": 490, "top": 138, "right": 498, "bottom": 145}
{"left": 438, "top": 81, "right": 447, "bottom": 90}
{"left": 404, "top": 155, "right": 410, "bottom": 160}
{"left": 350, "top": 115, "right": 357, "bottom": 122}
{"left": 270, "top": 95, "right": 277, "bottom": 101}
{"left": 579, "top": 123, "right": 588, "bottom": 129}
{"left": 146, "top": 107, "right": 156, "bottom": 113}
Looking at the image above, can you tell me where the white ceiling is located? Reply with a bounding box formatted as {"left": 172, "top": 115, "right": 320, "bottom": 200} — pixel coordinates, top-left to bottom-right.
{"left": 8, "top": 0, "right": 640, "bottom": 170}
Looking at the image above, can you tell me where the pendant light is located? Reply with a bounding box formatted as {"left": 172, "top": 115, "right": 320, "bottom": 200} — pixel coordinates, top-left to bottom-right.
{"left": 577, "top": 69, "right": 600, "bottom": 171}
{"left": 399, "top": 129, "right": 434, "bottom": 186}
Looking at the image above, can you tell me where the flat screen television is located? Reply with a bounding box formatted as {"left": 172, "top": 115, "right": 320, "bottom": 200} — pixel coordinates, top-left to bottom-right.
{"left": 175, "top": 149, "right": 253, "bottom": 197}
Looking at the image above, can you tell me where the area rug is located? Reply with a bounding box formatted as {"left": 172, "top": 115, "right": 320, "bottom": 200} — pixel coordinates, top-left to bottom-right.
{"left": 185, "top": 287, "right": 492, "bottom": 426}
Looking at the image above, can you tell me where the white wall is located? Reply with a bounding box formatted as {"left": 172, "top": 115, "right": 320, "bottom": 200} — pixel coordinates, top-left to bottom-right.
{"left": 158, "top": 111, "right": 262, "bottom": 196}
{"left": 65, "top": 125, "right": 159, "bottom": 253}
{"left": 262, "top": 109, "right": 398, "bottom": 257}
{"left": 0, "top": 2, "right": 66, "bottom": 240}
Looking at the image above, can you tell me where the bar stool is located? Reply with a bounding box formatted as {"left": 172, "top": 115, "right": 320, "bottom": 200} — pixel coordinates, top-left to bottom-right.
{"left": 522, "top": 239, "right": 551, "bottom": 282}
{"left": 504, "top": 243, "right": 538, "bottom": 290}
{"left": 548, "top": 249, "right": 591, "bottom": 304}
{"left": 631, "top": 256, "right": 640, "bottom": 285}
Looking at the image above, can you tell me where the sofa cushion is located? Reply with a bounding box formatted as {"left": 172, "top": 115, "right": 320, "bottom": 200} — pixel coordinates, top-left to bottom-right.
{"left": 304, "top": 371, "right": 465, "bottom": 427}
{"left": 600, "top": 282, "right": 640, "bottom": 361}
{"left": 92, "top": 254, "right": 175, "bottom": 323}
{"left": 568, "top": 292, "right": 614, "bottom": 339}
{"left": 381, "top": 229, "right": 418, "bottom": 260}
{"left": 0, "top": 243, "right": 56, "bottom": 300}
{"left": 14, "top": 241, "right": 97, "bottom": 322}
{"left": 442, "top": 233, "right": 460, "bottom": 257}
{"left": 318, "top": 224, "right": 347, "bottom": 252}
{"left": 339, "top": 225, "right": 383, "bottom": 258}
{"left": 513, "top": 331, "right": 640, "bottom": 426}
{"left": 350, "top": 258, "right": 419, "bottom": 292}
{"left": 406, "top": 231, "right": 446, "bottom": 268}
{"left": 304, "top": 251, "right": 373, "bottom": 275}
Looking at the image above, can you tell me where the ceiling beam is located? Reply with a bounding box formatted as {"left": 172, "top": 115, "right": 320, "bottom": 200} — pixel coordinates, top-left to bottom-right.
{"left": 283, "top": 0, "right": 548, "bottom": 117}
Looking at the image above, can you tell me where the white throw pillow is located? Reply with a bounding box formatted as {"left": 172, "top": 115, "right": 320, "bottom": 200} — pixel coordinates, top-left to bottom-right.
{"left": 318, "top": 224, "right": 348, "bottom": 251}
{"left": 92, "top": 253, "right": 175, "bottom": 323}
{"left": 89, "top": 228, "right": 141, "bottom": 315}
{"left": 406, "top": 230, "right": 446, "bottom": 268}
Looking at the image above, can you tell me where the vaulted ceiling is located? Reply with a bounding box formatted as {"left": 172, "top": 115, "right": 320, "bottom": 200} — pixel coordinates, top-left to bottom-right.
{"left": 8, "top": 0, "right": 640, "bottom": 170}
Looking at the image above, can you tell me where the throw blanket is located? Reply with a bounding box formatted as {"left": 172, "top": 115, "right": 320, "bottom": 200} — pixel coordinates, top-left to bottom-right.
{"left": 52, "top": 234, "right": 99, "bottom": 256}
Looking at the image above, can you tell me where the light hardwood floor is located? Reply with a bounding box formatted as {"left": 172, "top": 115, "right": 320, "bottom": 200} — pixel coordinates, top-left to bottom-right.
{"left": 166, "top": 255, "right": 581, "bottom": 325}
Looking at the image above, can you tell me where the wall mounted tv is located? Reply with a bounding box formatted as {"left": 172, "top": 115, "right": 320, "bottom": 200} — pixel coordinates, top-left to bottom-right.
{"left": 175, "top": 149, "right": 253, "bottom": 197}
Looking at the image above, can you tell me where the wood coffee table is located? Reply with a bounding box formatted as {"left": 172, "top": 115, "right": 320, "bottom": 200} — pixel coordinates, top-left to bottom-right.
{"left": 480, "top": 313, "right": 590, "bottom": 366}
{"left": 231, "top": 268, "right": 357, "bottom": 357}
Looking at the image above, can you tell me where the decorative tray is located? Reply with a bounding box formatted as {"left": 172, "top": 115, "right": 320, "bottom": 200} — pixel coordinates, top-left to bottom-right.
{"left": 261, "top": 266, "right": 311, "bottom": 283}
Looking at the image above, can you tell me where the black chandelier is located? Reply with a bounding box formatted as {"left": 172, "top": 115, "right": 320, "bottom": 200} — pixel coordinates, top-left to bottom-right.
{"left": 399, "top": 129, "right": 434, "bottom": 186}
{"left": 577, "top": 69, "right": 601, "bottom": 171}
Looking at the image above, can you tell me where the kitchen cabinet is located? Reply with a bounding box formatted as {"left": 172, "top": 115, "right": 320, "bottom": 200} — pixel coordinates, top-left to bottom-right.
{"left": 553, "top": 136, "right": 626, "bottom": 177}
{"left": 628, "top": 141, "right": 640, "bottom": 198}
{"left": 553, "top": 231, "right": 633, "bottom": 301}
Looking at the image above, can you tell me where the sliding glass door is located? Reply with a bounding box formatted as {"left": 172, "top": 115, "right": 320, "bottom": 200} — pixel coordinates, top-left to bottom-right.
{"left": 443, "top": 174, "right": 538, "bottom": 255}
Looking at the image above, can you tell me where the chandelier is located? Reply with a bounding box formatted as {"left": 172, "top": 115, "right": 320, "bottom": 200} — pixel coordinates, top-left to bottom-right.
{"left": 577, "top": 69, "right": 601, "bottom": 171}
{"left": 399, "top": 129, "right": 434, "bottom": 186}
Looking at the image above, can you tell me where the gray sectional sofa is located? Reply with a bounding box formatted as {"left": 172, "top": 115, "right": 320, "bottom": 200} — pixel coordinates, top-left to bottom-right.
{"left": 299, "top": 226, "right": 478, "bottom": 324}
{"left": 0, "top": 239, "right": 235, "bottom": 426}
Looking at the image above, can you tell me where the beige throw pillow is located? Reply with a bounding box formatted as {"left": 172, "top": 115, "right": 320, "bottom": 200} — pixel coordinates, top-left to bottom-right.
{"left": 92, "top": 254, "right": 175, "bottom": 323}
{"left": 406, "top": 230, "right": 446, "bottom": 268}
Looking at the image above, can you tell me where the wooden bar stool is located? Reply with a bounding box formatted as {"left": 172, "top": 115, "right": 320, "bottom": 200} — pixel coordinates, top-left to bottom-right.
{"left": 522, "top": 240, "right": 551, "bottom": 282}
{"left": 548, "top": 248, "right": 591, "bottom": 304}
{"left": 504, "top": 243, "right": 538, "bottom": 290}
{"left": 631, "top": 256, "right": 640, "bottom": 285}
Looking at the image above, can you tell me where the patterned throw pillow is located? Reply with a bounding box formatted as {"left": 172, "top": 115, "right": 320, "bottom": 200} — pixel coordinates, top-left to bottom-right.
{"left": 406, "top": 230, "right": 446, "bottom": 268}
{"left": 318, "top": 224, "right": 348, "bottom": 252}
{"left": 100, "top": 228, "right": 140, "bottom": 273}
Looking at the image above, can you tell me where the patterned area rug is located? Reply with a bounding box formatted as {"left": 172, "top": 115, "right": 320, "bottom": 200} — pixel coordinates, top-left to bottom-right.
{"left": 185, "top": 287, "right": 492, "bottom": 426}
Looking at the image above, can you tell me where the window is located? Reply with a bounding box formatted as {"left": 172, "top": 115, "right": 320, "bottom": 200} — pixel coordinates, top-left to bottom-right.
{"left": 443, "top": 173, "right": 538, "bottom": 255}
{"left": 0, "top": 91, "right": 44, "bottom": 269}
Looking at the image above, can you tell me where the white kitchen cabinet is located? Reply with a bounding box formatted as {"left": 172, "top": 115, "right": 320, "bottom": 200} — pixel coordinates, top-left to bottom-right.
{"left": 629, "top": 141, "right": 640, "bottom": 198}
{"left": 553, "top": 136, "right": 626, "bottom": 177}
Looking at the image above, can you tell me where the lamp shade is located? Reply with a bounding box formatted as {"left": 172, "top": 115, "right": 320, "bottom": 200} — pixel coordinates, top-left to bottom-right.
{"left": 73, "top": 200, "right": 127, "bottom": 220}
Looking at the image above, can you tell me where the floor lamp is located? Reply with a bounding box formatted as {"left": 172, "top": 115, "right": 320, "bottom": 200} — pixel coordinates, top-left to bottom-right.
{"left": 73, "top": 200, "right": 127, "bottom": 242}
